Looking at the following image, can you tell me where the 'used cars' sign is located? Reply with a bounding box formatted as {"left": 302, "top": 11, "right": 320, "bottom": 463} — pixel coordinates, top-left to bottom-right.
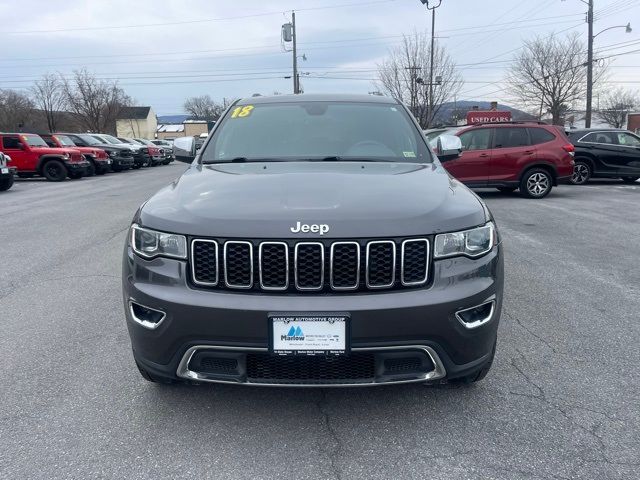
{"left": 466, "top": 111, "right": 512, "bottom": 124}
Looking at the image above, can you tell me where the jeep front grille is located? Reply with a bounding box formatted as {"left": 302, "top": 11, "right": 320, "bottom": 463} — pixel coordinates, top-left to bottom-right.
{"left": 190, "top": 237, "right": 430, "bottom": 293}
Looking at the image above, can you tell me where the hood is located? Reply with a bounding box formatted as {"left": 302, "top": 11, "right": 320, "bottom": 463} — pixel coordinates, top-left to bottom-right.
{"left": 31, "top": 147, "right": 83, "bottom": 160}
{"left": 92, "top": 143, "right": 130, "bottom": 152}
{"left": 139, "top": 162, "right": 487, "bottom": 238}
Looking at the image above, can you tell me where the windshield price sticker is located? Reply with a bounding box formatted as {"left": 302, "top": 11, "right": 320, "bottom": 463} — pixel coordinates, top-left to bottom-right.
{"left": 230, "top": 105, "right": 254, "bottom": 118}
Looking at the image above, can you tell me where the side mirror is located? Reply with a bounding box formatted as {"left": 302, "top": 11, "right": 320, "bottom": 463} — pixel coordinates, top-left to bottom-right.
{"left": 172, "top": 136, "right": 197, "bottom": 163}
{"left": 436, "top": 134, "right": 462, "bottom": 162}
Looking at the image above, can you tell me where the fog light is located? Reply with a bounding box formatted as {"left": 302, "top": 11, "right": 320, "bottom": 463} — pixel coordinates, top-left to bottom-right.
{"left": 455, "top": 298, "right": 495, "bottom": 329}
{"left": 128, "top": 300, "right": 166, "bottom": 329}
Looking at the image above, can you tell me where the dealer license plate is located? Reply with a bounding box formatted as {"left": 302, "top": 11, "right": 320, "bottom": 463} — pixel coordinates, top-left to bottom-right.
{"left": 270, "top": 313, "right": 348, "bottom": 355}
{"left": 0, "top": 168, "right": 8, "bottom": 174}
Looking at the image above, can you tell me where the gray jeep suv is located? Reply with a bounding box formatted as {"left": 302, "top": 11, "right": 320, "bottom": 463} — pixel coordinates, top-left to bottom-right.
{"left": 122, "top": 94, "right": 504, "bottom": 387}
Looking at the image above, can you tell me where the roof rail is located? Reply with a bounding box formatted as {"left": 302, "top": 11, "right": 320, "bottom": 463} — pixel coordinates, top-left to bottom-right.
{"left": 469, "top": 120, "right": 549, "bottom": 126}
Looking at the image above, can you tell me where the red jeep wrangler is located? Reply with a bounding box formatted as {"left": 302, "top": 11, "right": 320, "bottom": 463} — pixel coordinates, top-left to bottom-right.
{"left": 40, "top": 133, "right": 111, "bottom": 176}
{"left": 0, "top": 133, "right": 89, "bottom": 181}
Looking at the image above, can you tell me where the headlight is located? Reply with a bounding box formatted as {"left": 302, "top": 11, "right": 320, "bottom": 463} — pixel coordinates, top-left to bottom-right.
{"left": 62, "top": 153, "right": 70, "bottom": 159}
{"left": 109, "top": 151, "right": 117, "bottom": 157}
{"left": 434, "top": 222, "right": 496, "bottom": 259}
{"left": 130, "top": 224, "right": 187, "bottom": 260}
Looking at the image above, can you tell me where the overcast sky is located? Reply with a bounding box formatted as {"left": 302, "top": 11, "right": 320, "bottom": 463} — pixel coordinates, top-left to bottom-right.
{"left": 1, "top": 0, "right": 638, "bottom": 115}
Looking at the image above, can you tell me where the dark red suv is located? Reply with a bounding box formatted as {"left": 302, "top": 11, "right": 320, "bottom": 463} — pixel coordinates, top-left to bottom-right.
{"left": 432, "top": 122, "right": 575, "bottom": 198}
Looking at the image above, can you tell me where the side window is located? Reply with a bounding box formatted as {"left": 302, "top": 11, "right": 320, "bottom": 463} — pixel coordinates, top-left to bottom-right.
{"left": 528, "top": 128, "right": 556, "bottom": 145}
{"left": 616, "top": 132, "right": 640, "bottom": 147}
{"left": 582, "top": 132, "right": 614, "bottom": 144}
{"left": 67, "top": 135, "right": 83, "bottom": 146}
{"left": 459, "top": 128, "right": 491, "bottom": 151}
{"left": 42, "top": 137, "right": 56, "bottom": 147}
{"left": 2, "top": 136, "right": 22, "bottom": 149}
{"left": 493, "top": 127, "right": 529, "bottom": 148}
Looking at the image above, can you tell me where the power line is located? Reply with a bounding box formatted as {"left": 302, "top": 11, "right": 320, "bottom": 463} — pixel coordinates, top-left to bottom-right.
{"left": 4, "top": 0, "right": 397, "bottom": 34}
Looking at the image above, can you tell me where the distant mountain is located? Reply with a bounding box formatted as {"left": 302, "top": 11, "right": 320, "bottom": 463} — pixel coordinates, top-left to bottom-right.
{"left": 434, "top": 100, "right": 535, "bottom": 125}
{"left": 157, "top": 115, "right": 189, "bottom": 124}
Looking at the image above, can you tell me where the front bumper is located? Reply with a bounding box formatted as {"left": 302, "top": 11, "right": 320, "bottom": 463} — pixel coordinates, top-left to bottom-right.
{"left": 111, "top": 156, "right": 134, "bottom": 169}
{"left": 123, "top": 243, "right": 503, "bottom": 385}
{"left": 65, "top": 160, "right": 90, "bottom": 175}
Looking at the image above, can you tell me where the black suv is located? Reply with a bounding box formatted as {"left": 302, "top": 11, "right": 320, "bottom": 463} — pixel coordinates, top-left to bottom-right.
{"left": 122, "top": 94, "right": 504, "bottom": 387}
{"left": 567, "top": 128, "right": 640, "bottom": 184}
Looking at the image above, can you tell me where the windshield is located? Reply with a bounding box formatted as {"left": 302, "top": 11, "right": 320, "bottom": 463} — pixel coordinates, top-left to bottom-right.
{"left": 201, "top": 101, "right": 432, "bottom": 163}
{"left": 77, "top": 134, "right": 102, "bottom": 145}
{"left": 22, "top": 135, "right": 48, "bottom": 147}
{"left": 53, "top": 135, "right": 76, "bottom": 146}
{"left": 101, "top": 134, "right": 124, "bottom": 145}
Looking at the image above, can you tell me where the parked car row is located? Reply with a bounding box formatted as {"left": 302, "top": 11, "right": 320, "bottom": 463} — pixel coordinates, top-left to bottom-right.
{"left": 0, "top": 132, "right": 175, "bottom": 189}
{"left": 426, "top": 122, "right": 640, "bottom": 199}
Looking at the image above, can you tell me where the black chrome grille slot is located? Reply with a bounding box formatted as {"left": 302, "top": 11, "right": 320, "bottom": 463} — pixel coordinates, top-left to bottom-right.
{"left": 191, "top": 239, "right": 218, "bottom": 286}
{"left": 401, "top": 239, "right": 429, "bottom": 286}
{"left": 259, "top": 242, "right": 289, "bottom": 290}
{"left": 223, "top": 241, "right": 253, "bottom": 288}
{"left": 294, "top": 242, "right": 324, "bottom": 291}
{"left": 366, "top": 241, "right": 396, "bottom": 288}
{"left": 330, "top": 242, "right": 360, "bottom": 290}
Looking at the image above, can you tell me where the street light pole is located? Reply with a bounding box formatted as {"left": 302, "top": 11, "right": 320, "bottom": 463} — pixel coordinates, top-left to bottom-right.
{"left": 585, "top": 0, "right": 594, "bottom": 127}
{"left": 292, "top": 11, "right": 299, "bottom": 94}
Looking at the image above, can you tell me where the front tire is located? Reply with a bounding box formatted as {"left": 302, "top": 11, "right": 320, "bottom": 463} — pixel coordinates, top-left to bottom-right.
{"left": 571, "top": 161, "right": 591, "bottom": 185}
{"left": 42, "top": 160, "right": 67, "bottom": 182}
{"left": 621, "top": 176, "right": 639, "bottom": 184}
{"left": 85, "top": 160, "right": 96, "bottom": 177}
{"left": 520, "top": 168, "right": 553, "bottom": 199}
{"left": 0, "top": 175, "right": 14, "bottom": 191}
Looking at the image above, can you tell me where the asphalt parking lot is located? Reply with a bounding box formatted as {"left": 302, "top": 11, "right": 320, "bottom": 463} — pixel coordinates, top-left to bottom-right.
{"left": 1, "top": 165, "right": 639, "bottom": 480}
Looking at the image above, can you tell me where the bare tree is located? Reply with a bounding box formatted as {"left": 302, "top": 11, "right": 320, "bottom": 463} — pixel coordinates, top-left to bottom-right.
{"left": 62, "top": 69, "right": 131, "bottom": 133}
{"left": 184, "top": 95, "right": 221, "bottom": 120}
{"left": 30, "top": 74, "right": 67, "bottom": 132}
{"left": 0, "top": 89, "right": 35, "bottom": 131}
{"left": 507, "top": 33, "right": 604, "bottom": 125}
{"left": 597, "top": 87, "right": 638, "bottom": 128}
{"left": 377, "top": 32, "right": 462, "bottom": 128}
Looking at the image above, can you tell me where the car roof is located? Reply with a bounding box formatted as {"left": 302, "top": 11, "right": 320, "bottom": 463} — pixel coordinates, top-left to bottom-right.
{"left": 235, "top": 93, "right": 398, "bottom": 105}
{"left": 567, "top": 128, "right": 627, "bottom": 134}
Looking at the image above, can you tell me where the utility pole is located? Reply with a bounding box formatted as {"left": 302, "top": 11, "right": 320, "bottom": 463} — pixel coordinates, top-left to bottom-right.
{"left": 428, "top": 7, "right": 436, "bottom": 128}
{"left": 292, "top": 11, "right": 299, "bottom": 94}
{"left": 405, "top": 66, "right": 421, "bottom": 113}
{"left": 419, "top": 0, "right": 442, "bottom": 128}
{"left": 585, "top": 0, "right": 594, "bottom": 128}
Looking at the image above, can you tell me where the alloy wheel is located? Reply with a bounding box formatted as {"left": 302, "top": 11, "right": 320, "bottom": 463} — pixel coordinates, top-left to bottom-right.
{"left": 571, "top": 164, "right": 589, "bottom": 184}
{"left": 526, "top": 172, "right": 550, "bottom": 196}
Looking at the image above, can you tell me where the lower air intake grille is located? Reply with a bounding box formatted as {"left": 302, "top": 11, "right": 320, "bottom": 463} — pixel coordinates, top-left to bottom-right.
{"left": 246, "top": 353, "right": 376, "bottom": 384}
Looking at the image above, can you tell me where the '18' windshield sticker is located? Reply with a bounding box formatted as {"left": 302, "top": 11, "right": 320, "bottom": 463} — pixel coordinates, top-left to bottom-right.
{"left": 230, "top": 105, "right": 254, "bottom": 118}
{"left": 403, "top": 151, "right": 416, "bottom": 158}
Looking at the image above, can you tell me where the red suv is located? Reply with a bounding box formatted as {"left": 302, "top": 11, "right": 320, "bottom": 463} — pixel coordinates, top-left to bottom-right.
{"left": 40, "top": 133, "right": 111, "bottom": 176}
{"left": 433, "top": 122, "right": 575, "bottom": 198}
{"left": 0, "top": 133, "right": 89, "bottom": 181}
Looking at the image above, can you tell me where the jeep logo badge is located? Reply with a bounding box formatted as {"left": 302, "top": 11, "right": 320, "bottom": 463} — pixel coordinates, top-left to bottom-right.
{"left": 290, "top": 221, "right": 330, "bottom": 235}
